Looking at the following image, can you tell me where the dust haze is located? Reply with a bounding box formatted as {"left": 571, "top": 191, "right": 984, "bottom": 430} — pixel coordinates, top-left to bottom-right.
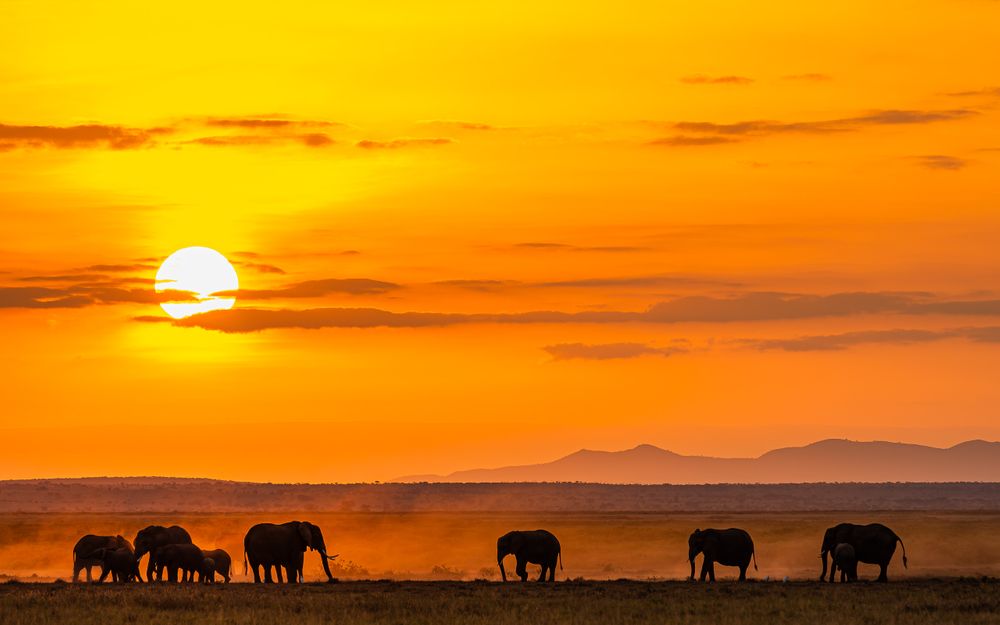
{"left": 2, "top": 511, "right": 998, "bottom": 582}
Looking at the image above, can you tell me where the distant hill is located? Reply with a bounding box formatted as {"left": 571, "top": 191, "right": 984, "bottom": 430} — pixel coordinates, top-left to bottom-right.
{"left": 395, "top": 439, "right": 1000, "bottom": 484}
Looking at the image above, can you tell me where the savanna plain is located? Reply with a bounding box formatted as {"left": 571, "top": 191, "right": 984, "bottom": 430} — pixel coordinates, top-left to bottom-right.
{"left": 1, "top": 507, "right": 999, "bottom": 624}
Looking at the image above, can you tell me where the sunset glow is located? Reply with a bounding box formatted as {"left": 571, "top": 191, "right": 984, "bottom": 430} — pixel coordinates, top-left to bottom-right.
{"left": 1, "top": 1, "right": 999, "bottom": 483}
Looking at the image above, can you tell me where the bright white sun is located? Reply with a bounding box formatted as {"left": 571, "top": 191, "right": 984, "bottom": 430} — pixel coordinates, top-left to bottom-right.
{"left": 155, "top": 247, "right": 239, "bottom": 319}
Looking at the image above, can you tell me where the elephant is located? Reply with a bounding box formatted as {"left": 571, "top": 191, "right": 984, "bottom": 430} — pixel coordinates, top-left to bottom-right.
{"left": 497, "top": 529, "right": 562, "bottom": 582}
{"left": 688, "top": 528, "right": 758, "bottom": 582}
{"left": 200, "top": 558, "right": 216, "bottom": 584}
{"left": 833, "top": 543, "right": 858, "bottom": 582}
{"left": 820, "top": 522, "right": 908, "bottom": 583}
{"left": 72, "top": 534, "right": 133, "bottom": 583}
{"left": 154, "top": 543, "right": 205, "bottom": 583}
{"left": 134, "top": 525, "right": 192, "bottom": 582}
{"left": 84, "top": 547, "right": 141, "bottom": 583}
{"left": 200, "top": 548, "right": 233, "bottom": 583}
{"left": 244, "top": 521, "right": 338, "bottom": 583}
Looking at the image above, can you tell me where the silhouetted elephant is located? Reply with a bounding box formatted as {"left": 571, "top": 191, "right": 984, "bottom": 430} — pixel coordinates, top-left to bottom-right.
{"left": 244, "top": 521, "right": 337, "bottom": 583}
{"left": 72, "top": 534, "right": 133, "bottom": 583}
{"left": 154, "top": 543, "right": 204, "bottom": 582}
{"left": 134, "top": 525, "right": 192, "bottom": 582}
{"left": 497, "top": 530, "right": 563, "bottom": 582}
{"left": 201, "top": 548, "right": 233, "bottom": 583}
{"left": 688, "top": 528, "right": 757, "bottom": 582}
{"left": 200, "top": 558, "right": 216, "bottom": 584}
{"left": 820, "top": 522, "right": 908, "bottom": 583}
{"left": 85, "top": 547, "right": 141, "bottom": 583}
{"left": 834, "top": 543, "right": 858, "bottom": 582}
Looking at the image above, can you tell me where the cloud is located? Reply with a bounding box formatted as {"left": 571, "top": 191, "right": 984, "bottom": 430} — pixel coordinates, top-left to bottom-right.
{"left": 202, "top": 117, "right": 341, "bottom": 129}
{"left": 418, "top": 120, "right": 498, "bottom": 131}
{"left": 0, "top": 287, "right": 92, "bottom": 309}
{"left": 945, "top": 87, "right": 1000, "bottom": 98}
{"left": 0, "top": 123, "right": 169, "bottom": 150}
{"left": 543, "top": 342, "right": 687, "bottom": 360}
{"left": 649, "top": 135, "right": 739, "bottom": 147}
{"left": 232, "top": 260, "right": 286, "bottom": 275}
{"left": 649, "top": 109, "right": 977, "bottom": 145}
{"left": 139, "top": 291, "right": 936, "bottom": 333}
{"left": 512, "top": 242, "right": 649, "bottom": 253}
{"left": 84, "top": 263, "right": 158, "bottom": 273}
{"left": 783, "top": 73, "right": 833, "bottom": 81}
{"left": 215, "top": 278, "right": 399, "bottom": 299}
{"left": 356, "top": 138, "right": 453, "bottom": 149}
{"left": 913, "top": 154, "right": 967, "bottom": 170}
{"left": 681, "top": 75, "right": 753, "bottom": 85}
{"left": 0, "top": 285, "right": 195, "bottom": 308}
{"left": 537, "top": 275, "right": 741, "bottom": 289}
{"left": 746, "top": 326, "right": 1000, "bottom": 351}
{"left": 187, "top": 133, "right": 334, "bottom": 148}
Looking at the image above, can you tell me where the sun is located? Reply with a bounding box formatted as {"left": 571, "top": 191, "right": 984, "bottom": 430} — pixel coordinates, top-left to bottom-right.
{"left": 155, "top": 247, "right": 239, "bottom": 319}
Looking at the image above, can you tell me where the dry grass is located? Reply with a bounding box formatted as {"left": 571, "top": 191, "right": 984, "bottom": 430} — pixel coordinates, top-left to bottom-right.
{"left": 0, "top": 579, "right": 997, "bottom": 625}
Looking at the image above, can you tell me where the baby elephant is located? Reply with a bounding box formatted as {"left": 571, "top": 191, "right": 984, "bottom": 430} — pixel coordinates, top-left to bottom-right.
{"left": 833, "top": 543, "right": 858, "bottom": 582}
{"left": 200, "top": 548, "right": 233, "bottom": 583}
{"left": 200, "top": 558, "right": 216, "bottom": 584}
{"left": 86, "top": 547, "right": 141, "bottom": 583}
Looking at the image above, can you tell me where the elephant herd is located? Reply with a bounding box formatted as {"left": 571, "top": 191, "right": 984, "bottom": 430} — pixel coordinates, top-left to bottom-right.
{"left": 71, "top": 519, "right": 908, "bottom": 584}
{"left": 72, "top": 521, "right": 336, "bottom": 584}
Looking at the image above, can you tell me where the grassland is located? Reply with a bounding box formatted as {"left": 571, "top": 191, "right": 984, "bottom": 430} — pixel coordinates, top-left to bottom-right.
{"left": 1, "top": 579, "right": 998, "bottom": 625}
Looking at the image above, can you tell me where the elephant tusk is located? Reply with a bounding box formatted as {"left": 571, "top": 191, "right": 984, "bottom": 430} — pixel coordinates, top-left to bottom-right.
{"left": 325, "top": 554, "right": 339, "bottom": 560}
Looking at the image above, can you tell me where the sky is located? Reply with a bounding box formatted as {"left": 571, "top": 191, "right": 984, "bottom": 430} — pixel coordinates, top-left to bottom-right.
{"left": 1, "top": 1, "right": 1000, "bottom": 482}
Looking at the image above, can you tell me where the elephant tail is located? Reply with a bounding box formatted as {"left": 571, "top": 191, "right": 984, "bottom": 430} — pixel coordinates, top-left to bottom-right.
{"left": 896, "top": 536, "right": 908, "bottom": 569}
{"left": 559, "top": 548, "right": 563, "bottom": 571}
{"left": 243, "top": 551, "right": 248, "bottom": 576}
{"left": 752, "top": 549, "right": 758, "bottom": 571}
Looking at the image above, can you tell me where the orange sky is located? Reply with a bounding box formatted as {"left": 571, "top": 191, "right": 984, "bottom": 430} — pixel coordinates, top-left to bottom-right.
{"left": 2, "top": 1, "right": 1000, "bottom": 481}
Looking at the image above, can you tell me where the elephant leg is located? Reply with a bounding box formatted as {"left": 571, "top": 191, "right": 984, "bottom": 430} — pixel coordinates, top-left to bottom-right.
{"left": 708, "top": 561, "right": 716, "bottom": 583}
{"left": 739, "top": 565, "right": 747, "bottom": 581}
{"left": 877, "top": 563, "right": 888, "bottom": 583}
{"left": 548, "top": 560, "right": 556, "bottom": 582}
{"left": 283, "top": 564, "right": 296, "bottom": 583}
{"left": 275, "top": 565, "right": 285, "bottom": 583}
{"left": 263, "top": 565, "right": 274, "bottom": 583}
{"left": 72, "top": 562, "right": 82, "bottom": 583}
{"left": 146, "top": 559, "right": 155, "bottom": 582}
{"left": 85, "top": 565, "right": 93, "bottom": 583}
{"left": 537, "top": 565, "right": 547, "bottom": 582}
{"left": 699, "top": 560, "right": 708, "bottom": 582}
{"left": 98, "top": 565, "right": 111, "bottom": 583}
{"left": 515, "top": 557, "right": 528, "bottom": 582}
{"left": 828, "top": 562, "right": 837, "bottom": 583}
{"left": 251, "top": 564, "right": 261, "bottom": 583}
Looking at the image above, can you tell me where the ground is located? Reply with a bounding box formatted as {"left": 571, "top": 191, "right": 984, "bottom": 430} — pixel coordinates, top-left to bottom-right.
{"left": 0, "top": 579, "right": 998, "bottom": 625}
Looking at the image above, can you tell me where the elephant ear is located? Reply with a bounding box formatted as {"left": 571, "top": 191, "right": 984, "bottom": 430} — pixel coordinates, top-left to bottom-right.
{"left": 297, "top": 522, "right": 313, "bottom": 550}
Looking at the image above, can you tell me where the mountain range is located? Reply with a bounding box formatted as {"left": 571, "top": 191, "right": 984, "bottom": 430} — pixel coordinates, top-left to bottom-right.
{"left": 395, "top": 439, "right": 1000, "bottom": 484}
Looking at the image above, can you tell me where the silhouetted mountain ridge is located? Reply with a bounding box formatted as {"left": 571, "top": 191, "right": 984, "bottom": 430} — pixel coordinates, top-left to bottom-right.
{"left": 396, "top": 439, "right": 1000, "bottom": 484}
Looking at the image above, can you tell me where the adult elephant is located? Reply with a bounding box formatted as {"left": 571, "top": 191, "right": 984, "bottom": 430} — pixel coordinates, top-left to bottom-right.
{"left": 244, "top": 521, "right": 337, "bottom": 583}
{"left": 72, "top": 534, "right": 133, "bottom": 582}
{"left": 819, "top": 522, "right": 908, "bottom": 583}
{"left": 688, "top": 528, "right": 757, "bottom": 582}
{"left": 497, "top": 529, "right": 562, "bottom": 582}
{"left": 134, "top": 525, "right": 192, "bottom": 582}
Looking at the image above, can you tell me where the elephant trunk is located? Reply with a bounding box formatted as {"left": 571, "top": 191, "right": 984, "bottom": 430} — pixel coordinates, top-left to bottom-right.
{"left": 319, "top": 549, "right": 336, "bottom": 582}
{"left": 819, "top": 550, "right": 829, "bottom": 581}
{"left": 689, "top": 557, "right": 696, "bottom": 581}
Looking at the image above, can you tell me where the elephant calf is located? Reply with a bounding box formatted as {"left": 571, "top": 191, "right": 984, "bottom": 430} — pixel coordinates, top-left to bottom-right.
{"left": 201, "top": 558, "right": 216, "bottom": 584}
{"left": 85, "top": 547, "right": 141, "bottom": 583}
{"left": 201, "top": 548, "right": 233, "bottom": 583}
{"left": 833, "top": 543, "right": 858, "bottom": 582}
{"left": 154, "top": 543, "right": 205, "bottom": 583}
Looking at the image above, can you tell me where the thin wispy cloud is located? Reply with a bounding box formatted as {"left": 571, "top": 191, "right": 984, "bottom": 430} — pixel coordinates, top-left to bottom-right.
{"left": 0, "top": 123, "right": 170, "bottom": 150}
{"left": 356, "top": 138, "right": 453, "bottom": 149}
{"left": 913, "top": 154, "right": 967, "bottom": 170}
{"left": 544, "top": 342, "right": 687, "bottom": 360}
{"left": 681, "top": 75, "right": 754, "bottom": 85}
